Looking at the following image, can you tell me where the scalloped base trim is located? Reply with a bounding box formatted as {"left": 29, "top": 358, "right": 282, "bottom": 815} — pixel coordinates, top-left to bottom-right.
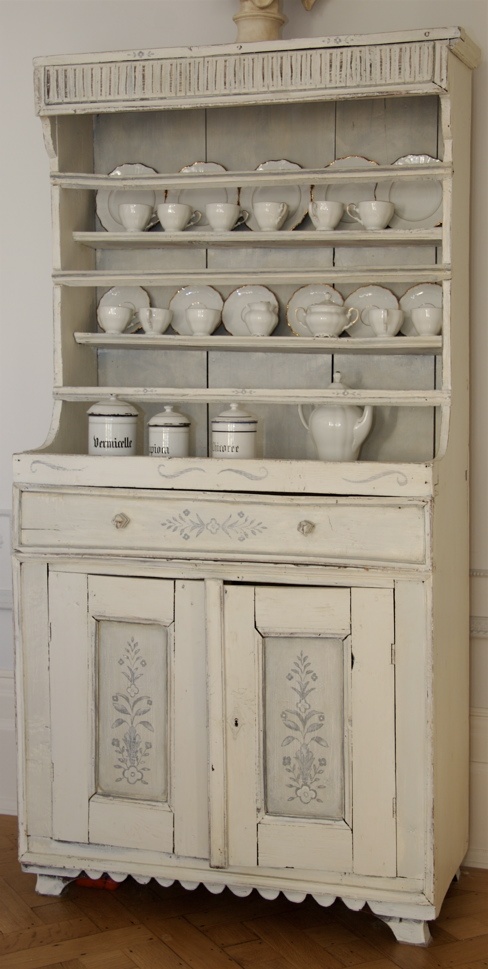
{"left": 32, "top": 868, "right": 432, "bottom": 943}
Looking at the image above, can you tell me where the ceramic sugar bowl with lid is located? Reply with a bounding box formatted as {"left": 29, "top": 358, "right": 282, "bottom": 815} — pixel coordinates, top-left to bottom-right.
{"left": 87, "top": 396, "right": 138, "bottom": 456}
{"left": 211, "top": 403, "right": 258, "bottom": 459}
{"left": 148, "top": 405, "right": 191, "bottom": 457}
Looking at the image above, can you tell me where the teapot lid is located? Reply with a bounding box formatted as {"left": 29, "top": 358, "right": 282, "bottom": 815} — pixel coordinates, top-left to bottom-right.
{"left": 87, "top": 395, "right": 138, "bottom": 417}
{"left": 329, "top": 371, "right": 349, "bottom": 391}
{"left": 148, "top": 405, "right": 190, "bottom": 428}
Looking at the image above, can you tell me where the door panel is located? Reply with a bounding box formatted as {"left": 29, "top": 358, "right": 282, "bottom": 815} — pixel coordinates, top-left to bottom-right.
{"left": 49, "top": 570, "right": 208, "bottom": 858}
{"left": 223, "top": 584, "right": 396, "bottom": 878}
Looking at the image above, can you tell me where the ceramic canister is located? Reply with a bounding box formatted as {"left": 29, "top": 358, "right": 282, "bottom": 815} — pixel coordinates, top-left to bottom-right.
{"left": 148, "top": 405, "right": 191, "bottom": 457}
{"left": 211, "top": 403, "right": 257, "bottom": 459}
{"left": 87, "top": 396, "right": 138, "bottom": 456}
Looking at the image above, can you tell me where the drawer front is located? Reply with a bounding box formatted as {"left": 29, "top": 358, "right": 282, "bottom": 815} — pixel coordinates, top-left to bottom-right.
{"left": 19, "top": 490, "right": 427, "bottom": 566}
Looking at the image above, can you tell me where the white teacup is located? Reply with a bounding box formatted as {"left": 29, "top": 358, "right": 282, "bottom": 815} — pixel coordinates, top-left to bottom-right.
{"left": 119, "top": 202, "right": 153, "bottom": 232}
{"left": 346, "top": 200, "right": 394, "bottom": 230}
{"left": 309, "top": 200, "right": 344, "bottom": 230}
{"left": 139, "top": 307, "right": 173, "bottom": 334}
{"left": 411, "top": 306, "right": 443, "bottom": 336}
{"left": 97, "top": 304, "right": 135, "bottom": 334}
{"left": 186, "top": 304, "right": 221, "bottom": 335}
{"left": 157, "top": 203, "right": 202, "bottom": 232}
{"left": 361, "top": 307, "right": 404, "bottom": 337}
{"left": 253, "top": 200, "right": 288, "bottom": 231}
{"left": 206, "top": 202, "right": 249, "bottom": 231}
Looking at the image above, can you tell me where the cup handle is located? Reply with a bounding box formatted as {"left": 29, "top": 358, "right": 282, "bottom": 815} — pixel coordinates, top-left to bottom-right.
{"left": 188, "top": 210, "right": 202, "bottom": 226}
{"left": 119, "top": 302, "right": 140, "bottom": 332}
{"left": 346, "top": 203, "right": 362, "bottom": 224}
{"left": 296, "top": 307, "right": 307, "bottom": 325}
{"left": 235, "top": 210, "right": 250, "bottom": 227}
{"left": 241, "top": 308, "right": 251, "bottom": 331}
{"left": 344, "top": 307, "right": 360, "bottom": 328}
{"left": 360, "top": 309, "right": 372, "bottom": 328}
{"left": 308, "top": 201, "right": 317, "bottom": 219}
{"left": 278, "top": 202, "right": 287, "bottom": 220}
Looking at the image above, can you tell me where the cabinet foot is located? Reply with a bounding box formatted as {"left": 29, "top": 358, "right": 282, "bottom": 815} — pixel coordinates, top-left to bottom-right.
{"left": 375, "top": 915, "right": 431, "bottom": 945}
{"left": 35, "top": 873, "right": 74, "bottom": 896}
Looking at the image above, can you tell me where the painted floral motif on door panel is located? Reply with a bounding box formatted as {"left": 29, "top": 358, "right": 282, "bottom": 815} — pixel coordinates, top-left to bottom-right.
{"left": 96, "top": 620, "right": 168, "bottom": 801}
{"left": 264, "top": 637, "right": 346, "bottom": 819}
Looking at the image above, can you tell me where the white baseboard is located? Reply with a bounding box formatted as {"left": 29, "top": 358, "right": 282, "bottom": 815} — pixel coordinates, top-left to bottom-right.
{"left": 0, "top": 670, "right": 17, "bottom": 815}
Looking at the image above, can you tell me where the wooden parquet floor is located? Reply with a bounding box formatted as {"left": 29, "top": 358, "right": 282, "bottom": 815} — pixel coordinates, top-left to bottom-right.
{"left": 1, "top": 816, "right": 488, "bottom": 969}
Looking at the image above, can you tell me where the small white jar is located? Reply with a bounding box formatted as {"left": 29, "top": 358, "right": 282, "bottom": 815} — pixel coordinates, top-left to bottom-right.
{"left": 211, "top": 403, "right": 257, "bottom": 459}
{"left": 87, "top": 397, "right": 138, "bottom": 455}
{"left": 148, "top": 405, "right": 190, "bottom": 457}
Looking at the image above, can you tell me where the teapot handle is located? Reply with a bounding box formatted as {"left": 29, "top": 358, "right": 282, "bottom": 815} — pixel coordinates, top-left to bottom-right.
{"left": 298, "top": 404, "right": 310, "bottom": 431}
{"left": 352, "top": 404, "right": 374, "bottom": 452}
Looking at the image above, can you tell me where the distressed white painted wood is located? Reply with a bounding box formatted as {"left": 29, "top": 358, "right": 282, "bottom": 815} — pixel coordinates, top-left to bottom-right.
{"left": 13, "top": 28, "right": 479, "bottom": 946}
{"left": 351, "top": 588, "right": 396, "bottom": 877}
{"left": 19, "top": 489, "right": 427, "bottom": 568}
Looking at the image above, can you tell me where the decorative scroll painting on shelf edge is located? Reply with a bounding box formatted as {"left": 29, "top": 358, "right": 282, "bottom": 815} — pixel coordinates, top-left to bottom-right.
{"left": 34, "top": 41, "right": 449, "bottom": 114}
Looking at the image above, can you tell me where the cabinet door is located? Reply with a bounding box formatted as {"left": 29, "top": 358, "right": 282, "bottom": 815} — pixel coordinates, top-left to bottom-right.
{"left": 216, "top": 584, "right": 396, "bottom": 877}
{"left": 48, "top": 570, "right": 208, "bottom": 859}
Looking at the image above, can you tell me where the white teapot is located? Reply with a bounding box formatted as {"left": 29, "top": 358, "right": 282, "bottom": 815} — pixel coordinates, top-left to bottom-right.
{"left": 298, "top": 372, "right": 373, "bottom": 461}
{"left": 241, "top": 300, "right": 278, "bottom": 336}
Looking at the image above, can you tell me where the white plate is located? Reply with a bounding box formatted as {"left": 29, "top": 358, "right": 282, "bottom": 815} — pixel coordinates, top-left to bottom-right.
{"left": 240, "top": 160, "right": 308, "bottom": 232}
{"left": 166, "top": 162, "right": 238, "bottom": 229}
{"left": 96, "top": 164, "right": 163, "bottom": 233}
{"left": 98, "top": 286, "right": 150, "bottom": 328}
{"left": 169, "top": 285, "right": 223, "bottom": 335}
{"left": 399, "top": 283, "right": 443, "bottom": 335}
{"left": 222, "top": 286, "right": 279, "bottom": 336}
{"left": 375, "top": 155, "right": 443, "bottom": 229}
{"left": 344, "top": 285, "right": 399, "bottom": 338}
{"left": 313, "top": 156, "right": 379, "bottom": 228}
{"left": 287, "top": 284, "right": 343, "bottom": 337}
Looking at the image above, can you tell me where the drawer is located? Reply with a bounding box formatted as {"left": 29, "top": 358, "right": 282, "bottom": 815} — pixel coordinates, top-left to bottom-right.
{"left": 19, "top": 489, "right": 428, "bottom": 567}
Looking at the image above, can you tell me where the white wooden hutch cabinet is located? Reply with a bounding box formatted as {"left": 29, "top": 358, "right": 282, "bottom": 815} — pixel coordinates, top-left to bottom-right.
{"left": 13, "top": 27, "right": 480, "bottom": 944}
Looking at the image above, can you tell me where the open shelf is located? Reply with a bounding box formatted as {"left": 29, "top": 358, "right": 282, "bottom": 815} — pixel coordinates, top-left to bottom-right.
{"left": 73, "top": 228, "right": 444, "bottom": 249}
{"left": 55, "top": 267, "right": 451, "bottom": 287}
{"left": 52, "top": 162, "right": 451, "bottom": 191}
{"left": 54, "top": 386, "right": 449, "bottom": 407}
{"left": 74, "top": 332, "right": 443, "bottom": 354}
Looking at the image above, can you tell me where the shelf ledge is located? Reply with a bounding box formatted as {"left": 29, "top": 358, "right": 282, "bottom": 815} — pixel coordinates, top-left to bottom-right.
{"left": 53, "top": 386, "right": 450, "bottom": 407}
{"left": 74, "top": 333, "right": 442, "bottom": 355}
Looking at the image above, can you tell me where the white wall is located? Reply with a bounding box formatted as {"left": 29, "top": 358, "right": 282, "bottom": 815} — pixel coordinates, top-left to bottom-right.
{"left": 0, "top": 0, "right": 486, "bottom": 859}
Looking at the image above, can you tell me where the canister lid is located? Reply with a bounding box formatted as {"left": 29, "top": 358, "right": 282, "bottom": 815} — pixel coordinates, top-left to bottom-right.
{"left": 211, "top": 403, "right": 257, "bottom": 427}
{"left": 87, "top": 395, "right": 138, "bottom": 417}
{"left": 148, "top": 405, "right": 191, "bottom": 428}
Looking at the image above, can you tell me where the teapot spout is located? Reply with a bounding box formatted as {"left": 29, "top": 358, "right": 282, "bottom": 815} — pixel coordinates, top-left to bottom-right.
{"left": 352, "top": 405, "right": 373, "bottom": 455}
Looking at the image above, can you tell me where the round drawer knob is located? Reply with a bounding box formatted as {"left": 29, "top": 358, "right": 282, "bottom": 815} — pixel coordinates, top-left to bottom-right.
{"left": 297, "top": 519, "right": 315, "bottom": 536}
{"left": 112, "top": 512, "right": 130, "bottom": 529}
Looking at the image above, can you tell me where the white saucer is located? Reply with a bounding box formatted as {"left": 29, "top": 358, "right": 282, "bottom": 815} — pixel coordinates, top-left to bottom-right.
{"left": 240, "top": 160, "right": 308, "bottom": 232}
{"left": 399, "top": 283, "right": 443, "bottom": 335}
{"left": 166, "top": 162, "right": 238, "bottom": 229}
{"left": 98, "top": 286, "right": 150, "bottom": 328}
{"left": 96, "top": 164, "right": 163, "bottom": 232}
{"left": 375, "top": 155, "right": 443, "bottom": 229}
{"left": 169, "top": 285, "right": 223, "bottom": 335}
{"left": 313, "top": 156, "right": 379, "bottom": 229}
{"left": 344, "top": 285, "right": 399, "bottom": 338}
{"left": 222, "top": 286, "right": 279, "bottom": 336}
{"left": 287, "top": 284, "right": 343, "bottom": 337}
